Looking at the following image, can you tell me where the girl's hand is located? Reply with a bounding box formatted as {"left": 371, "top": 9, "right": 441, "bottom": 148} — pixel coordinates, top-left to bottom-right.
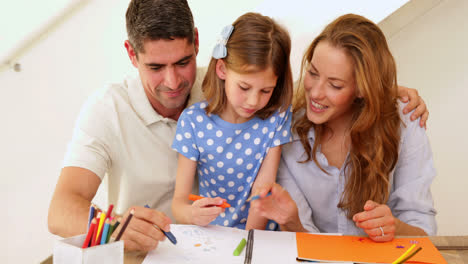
{"left": 352, "top": 200, "right": 396, "bottom": 242}
{"left": 190, "top": 197, "right": 225, "bottom": 226}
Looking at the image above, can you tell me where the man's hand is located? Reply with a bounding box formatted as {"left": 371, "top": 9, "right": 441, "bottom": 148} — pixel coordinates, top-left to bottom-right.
{"left": 112, "top": 206, "right": 172, "bottom": 252}
{"left": 398, "top": 86, "right": 429, "bottom": 128}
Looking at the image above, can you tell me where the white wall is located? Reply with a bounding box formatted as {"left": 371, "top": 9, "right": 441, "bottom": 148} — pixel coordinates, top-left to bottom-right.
{"left": 2, "top": 0, "right": 452, "bottom": 262}
{"left": 380, "top": 0, "right": 468, "bottom": 236}
{"left": 1, "top": 1, "right": 133, "bottom": 262}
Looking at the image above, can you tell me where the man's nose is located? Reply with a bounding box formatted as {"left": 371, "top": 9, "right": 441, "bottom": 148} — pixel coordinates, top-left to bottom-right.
{"left": 163, "top": 67, "right": 181, "bottom": 90}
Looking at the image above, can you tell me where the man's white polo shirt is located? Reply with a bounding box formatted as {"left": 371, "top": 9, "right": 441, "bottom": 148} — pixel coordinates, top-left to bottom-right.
{"left": 63, "top": 68, "right": 205, "bottom": 218}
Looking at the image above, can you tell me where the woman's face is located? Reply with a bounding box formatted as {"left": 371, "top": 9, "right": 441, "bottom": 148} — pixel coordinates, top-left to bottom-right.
{"left": 304, "top": 41, "right": 358, "bottom": 129}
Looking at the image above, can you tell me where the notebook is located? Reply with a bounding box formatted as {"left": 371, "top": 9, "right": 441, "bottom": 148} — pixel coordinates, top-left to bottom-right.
{"left": 296, "top": 233, "right": 447, "bottom": 264}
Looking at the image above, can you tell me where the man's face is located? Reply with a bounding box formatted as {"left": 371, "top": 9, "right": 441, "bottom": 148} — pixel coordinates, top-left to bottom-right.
{"left": 126, "top": 35, "right": 198, "bottom": 117}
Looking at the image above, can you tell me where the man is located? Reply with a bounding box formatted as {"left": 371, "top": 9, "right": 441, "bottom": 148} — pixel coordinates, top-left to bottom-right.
{"left": 48, "top": 0, "right": 203, "bottom": 252}
{"left": 48, "top": 0, "right": 428, "bottom": 252}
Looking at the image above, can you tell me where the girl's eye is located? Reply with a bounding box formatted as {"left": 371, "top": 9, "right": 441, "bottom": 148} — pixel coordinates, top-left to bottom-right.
{"left": 239, "top": 86, "right": 249, "bottom": 91}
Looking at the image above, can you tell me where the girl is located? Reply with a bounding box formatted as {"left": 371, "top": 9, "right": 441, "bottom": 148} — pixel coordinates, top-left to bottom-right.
{"left": 251, "top": 14, "right": 436, "bottom": 241}
{"left": 171, "top": 12, "right": 293, "bottom": 230}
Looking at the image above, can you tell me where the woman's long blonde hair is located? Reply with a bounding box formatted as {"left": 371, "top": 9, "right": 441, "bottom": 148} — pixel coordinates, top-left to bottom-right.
{"left": 293, "top": 14, "right": 401, "bottom": 218}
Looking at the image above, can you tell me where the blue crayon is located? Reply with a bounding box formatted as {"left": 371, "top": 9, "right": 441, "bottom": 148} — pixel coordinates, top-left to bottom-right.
{"left": 144, "top": 205, "right": 177, "bottom": 245}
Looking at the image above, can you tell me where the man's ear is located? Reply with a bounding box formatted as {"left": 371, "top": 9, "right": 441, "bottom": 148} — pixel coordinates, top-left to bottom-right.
{"left": 194, "top": 27, "right": 199, "bottom": 55}
{"left": 124, "top": 40, "right": 139, "bottom": 68}
{"left": 215, "top": 59, "right": 227, "bottom": 80}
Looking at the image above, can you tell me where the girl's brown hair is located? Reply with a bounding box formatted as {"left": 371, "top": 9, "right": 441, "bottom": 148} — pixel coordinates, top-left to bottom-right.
{"left": 293, "top": 14, "right": 401, "bottom": 218}
{"left": 202, "top": 12, "right": 293, "bottom": 119}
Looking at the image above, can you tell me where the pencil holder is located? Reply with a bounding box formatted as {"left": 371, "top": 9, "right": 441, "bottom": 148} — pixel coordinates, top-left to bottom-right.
{"left": 53, "top": 234, "right": 123, "bottom": 264}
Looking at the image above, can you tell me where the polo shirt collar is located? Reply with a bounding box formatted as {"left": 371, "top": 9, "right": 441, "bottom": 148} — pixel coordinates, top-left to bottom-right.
{"left": 127, "top": 75, "right": 166, "bottom": 126}
{"left": 127, "top": 73, "right": 204, "bottom": 126}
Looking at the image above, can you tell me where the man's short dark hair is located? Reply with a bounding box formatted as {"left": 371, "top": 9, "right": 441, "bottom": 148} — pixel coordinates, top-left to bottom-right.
{"left": 126, "top": 0, "right": 195, "bottom": 54}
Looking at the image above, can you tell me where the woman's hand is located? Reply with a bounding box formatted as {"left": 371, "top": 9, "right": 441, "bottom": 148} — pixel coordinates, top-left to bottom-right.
{"left": 190, "top": 197, "right": 226, "bottom": 226}
{"left": 250, "top": 183, "right": 306, "bottom": 232}
{"left": 352, "top": 200, "right": 396, "bottom": 242}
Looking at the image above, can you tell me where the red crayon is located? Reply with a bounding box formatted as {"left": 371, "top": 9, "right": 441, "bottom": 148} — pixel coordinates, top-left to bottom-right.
{"left": 82, "top": 218, "right": 97, "bottom": 248}
{"left": 188, "top": 194, "right": 231, "bottom": 208}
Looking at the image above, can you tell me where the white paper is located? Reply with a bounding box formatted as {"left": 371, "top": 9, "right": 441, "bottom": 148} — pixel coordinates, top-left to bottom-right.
{"left": 250, "top": 229, "right": 298, "bottom": 264}
{"left": 143, "top": 225, "right": 352, "bottom": 264}
{"left": 142, "top": 224, "right": 247, "bottom": 264}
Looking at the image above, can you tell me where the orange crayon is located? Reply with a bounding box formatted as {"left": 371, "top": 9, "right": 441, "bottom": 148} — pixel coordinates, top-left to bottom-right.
{"left": 188, "top": 194, "right": 231, "bottom": 208}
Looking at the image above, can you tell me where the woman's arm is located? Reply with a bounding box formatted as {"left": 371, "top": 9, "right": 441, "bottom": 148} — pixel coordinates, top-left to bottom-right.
{"left": 353, "top": 107, "right": 437, "bottom": 241}
{"left": 171, "top": 154, "right": 225, "bottom": 226}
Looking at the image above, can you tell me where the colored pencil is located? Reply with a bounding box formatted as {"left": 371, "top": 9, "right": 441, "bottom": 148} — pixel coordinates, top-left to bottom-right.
{"left": 82, "top": 218, "right": 97, "bottom": 248}
{"left": 113, "top": 218, "right": 121, "bottom": 236}
{"left": 87, "top": 205, "right": 95, "bottom": 229}
{"left": 106, "top": 204, "right": 114, "bottom": 220}
{"left": 100, "top": 219, "right": 111, "bottom": 245}
{"left": 95, "top": 212, "right": 107, "bottom": 244}
{"left": 144, "top": 205, "right": 177, "bottom": 244}
{"left": 90, "top": 217, "right": 99, "bottom": 247}
{"left": 392, "top": 244, "right": 416, "bottom": 264}
{"left": 106, "top": 218, "right": 116, "bottom": 243}
{"left": 115, "top": 209, "right": 134, "bottom": 241}
{"left": 396, "top": 247, "right": 422, "bottom": 264}
{"left": 246, "top": 192, "right": 271, "bottom": 202}
{"left": 188, "top": 194, "right": 231, "bottom": 208}
{"left": 233, "top": 238, "right": 247, "bottom": 256}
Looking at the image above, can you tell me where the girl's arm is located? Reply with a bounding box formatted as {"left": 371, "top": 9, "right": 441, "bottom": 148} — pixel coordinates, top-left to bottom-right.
{"left": 245, "top": 145, "right": 282, "bottom": 230}
{"left": 171, "top": 154, "right": 225, "bottom": 226}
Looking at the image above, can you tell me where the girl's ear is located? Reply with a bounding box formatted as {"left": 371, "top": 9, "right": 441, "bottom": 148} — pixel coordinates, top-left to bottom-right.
{"left": 215, "top": 59, "right": 227, "bottom": 80}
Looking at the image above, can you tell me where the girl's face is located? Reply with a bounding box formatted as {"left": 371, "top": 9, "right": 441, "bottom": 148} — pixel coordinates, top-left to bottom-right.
{"left": 218, "top": 63, "right": 277, "bottom": 123}
{"left": 304, "top": 41, "right": 358, "bottom": 129}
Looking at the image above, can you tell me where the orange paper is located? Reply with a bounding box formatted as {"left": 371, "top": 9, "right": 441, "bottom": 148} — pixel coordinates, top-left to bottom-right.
{"left": 296, "top": 233, "right": 447, "bottom": 264}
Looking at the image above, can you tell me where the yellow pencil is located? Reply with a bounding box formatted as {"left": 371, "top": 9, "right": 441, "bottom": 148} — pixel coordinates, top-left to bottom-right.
{"left": 392, "top": 244, "right": 416, "bottom": 264}
{"left": 95, "top": 212, "right": 107, "bottom": 243}
{"left": 396, "top": 247, "right": 422, "bottom": 264}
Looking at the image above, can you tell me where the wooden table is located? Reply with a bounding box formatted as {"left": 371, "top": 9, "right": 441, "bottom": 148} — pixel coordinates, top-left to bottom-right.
{"left": 429, "top": 236, "right": 468, "bottom": 263}
{"left": 42, "top": 236, "right": 468, "bottom": 264}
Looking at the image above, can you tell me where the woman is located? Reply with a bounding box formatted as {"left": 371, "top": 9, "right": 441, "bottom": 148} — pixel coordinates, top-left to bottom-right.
{"left": 251, "top": 13, "right": 436, "bottom": 242}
